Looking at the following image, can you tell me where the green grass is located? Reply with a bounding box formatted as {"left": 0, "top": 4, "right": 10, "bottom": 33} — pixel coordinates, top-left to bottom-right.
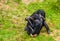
{"left": 0, "top": 0, "right": 60, "bottom": 41}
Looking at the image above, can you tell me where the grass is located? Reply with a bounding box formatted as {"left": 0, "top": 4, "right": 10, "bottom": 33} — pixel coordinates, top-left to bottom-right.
{"left": 0, "top": 0, "right": 60, "bottom": 41}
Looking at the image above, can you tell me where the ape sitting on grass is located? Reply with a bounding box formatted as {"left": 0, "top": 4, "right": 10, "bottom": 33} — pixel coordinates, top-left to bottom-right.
{"left": 25, "top": 9, "right": 50, "bottom": 37}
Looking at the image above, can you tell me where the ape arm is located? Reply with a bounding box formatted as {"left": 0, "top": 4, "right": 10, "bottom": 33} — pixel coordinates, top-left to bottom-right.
{"left": 39, "top": 14, "right": 45, "bottom": 21}
{"left": 25, "top": 16, "right": 34, "bottom": 27}
{"left": 44, "top": 21, "right": 50, "bottom": 34}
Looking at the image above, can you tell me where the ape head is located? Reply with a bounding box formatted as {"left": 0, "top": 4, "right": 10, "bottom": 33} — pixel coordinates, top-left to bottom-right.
{"left": 33, "top": 9, "right": 45, "bottom": 18}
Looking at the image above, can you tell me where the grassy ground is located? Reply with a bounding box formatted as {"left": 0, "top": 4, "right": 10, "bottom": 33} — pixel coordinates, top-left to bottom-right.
{"left": 0, "top": 0, "right": 60, "bottom": 41}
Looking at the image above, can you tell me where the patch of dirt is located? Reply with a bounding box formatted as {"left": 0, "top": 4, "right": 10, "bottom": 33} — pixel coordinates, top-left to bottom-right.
{"left": 0, "top": 0, "right": 18, "bottom": 11}
{"left": 22, "top": 0, "right": 37, "bottom": 5}
{"left": 0, "top": 3, "right": 10, "bottom": 10}
{"left": 22, "top": 0, "right": 44, "bottom": 5}
{"left": 50, "top": 30, "right": 60, "bottom": 41}
{"left": 39, "top": 0, "right": 44, "bottom": 2}
{"left": 40, "top": 29, "right": 60, "bottom": 41}
{"left": 55, "top": 36, "right": 60, "bottom": 41}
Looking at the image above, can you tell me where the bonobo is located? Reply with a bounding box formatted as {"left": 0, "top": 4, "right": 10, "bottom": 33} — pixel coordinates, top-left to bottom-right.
{"left": 25, "top": 9, "right": 50, "bottom": 37}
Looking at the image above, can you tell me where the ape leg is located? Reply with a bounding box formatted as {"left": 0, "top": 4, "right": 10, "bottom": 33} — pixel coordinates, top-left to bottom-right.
{"left": 26, "top": 27, "right": 31, "bottom": 35}
{"left": 44, "top": 22, "right": 50, "bottom": 34}
{"left": 34, "top": 25, "right": 43, "bottom": 35}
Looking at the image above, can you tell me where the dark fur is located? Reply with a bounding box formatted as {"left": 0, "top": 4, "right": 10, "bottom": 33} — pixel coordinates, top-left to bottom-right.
{"left": 25, "top": 9, "right": 50, "bottom": 35}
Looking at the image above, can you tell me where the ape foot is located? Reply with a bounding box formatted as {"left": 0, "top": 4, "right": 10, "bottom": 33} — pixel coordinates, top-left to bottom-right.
{"left": 47, "top": 30, "right": 50, "bottom": 34}
{"left": 30, "top": 34, "right": 37, "bottom": 37}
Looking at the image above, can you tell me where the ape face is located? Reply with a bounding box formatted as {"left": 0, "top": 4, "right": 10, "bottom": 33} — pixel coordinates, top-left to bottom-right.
{"left": 25, "top": 10, "right": 50, "bottom": 37}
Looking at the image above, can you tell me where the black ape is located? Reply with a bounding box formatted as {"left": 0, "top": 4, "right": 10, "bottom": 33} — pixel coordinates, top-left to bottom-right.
{"left": 25, "top": 10, "right": 50, "bottom": 36}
